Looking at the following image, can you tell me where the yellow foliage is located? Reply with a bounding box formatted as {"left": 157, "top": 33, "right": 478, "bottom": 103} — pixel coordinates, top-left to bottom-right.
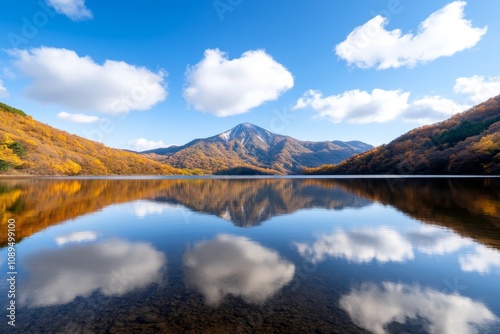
{"left": 2, "top": 133, "right": 15, "bottom": 145}
{"left": 48, "top": 181, "right": 82, "bottom": 195}
{"left": 0, "top": 189, "right": 22, "bottom": 214}
{"left": 0, "top": 134, "right": 24, "bottom": 168}
{"left": 53, "top": 160, "right": 82, "bottom": 175}
{"left": 24, "top": 139, "right": 38, "bottom": 147}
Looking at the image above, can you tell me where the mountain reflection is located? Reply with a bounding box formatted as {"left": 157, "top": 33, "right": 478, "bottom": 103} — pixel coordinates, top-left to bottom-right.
{"left": 1, "top": 177, "right": 500, "bottom": 251}
{"left": 20, "top": 238, "right": 166, "bottom": 307}
{"left": 339, "top": 282, "right": 498, "bottom": 334}
{"left": 183, "top": 234, "right": 295, "bottom": 305}
{"left": 0, "top": 178, "right": 371, "bottom": 246}
{"left": 150, "top": 179, "right": 371, "bottom": 226}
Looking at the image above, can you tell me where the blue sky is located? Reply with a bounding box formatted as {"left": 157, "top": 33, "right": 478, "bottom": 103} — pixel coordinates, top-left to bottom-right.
{"left": 1, "top": 0, "right": 499, "bottom": 150}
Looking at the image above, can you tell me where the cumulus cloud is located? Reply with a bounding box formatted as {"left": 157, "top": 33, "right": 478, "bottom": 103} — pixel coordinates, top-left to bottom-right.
{"left": 295, "top": 227, "right": 414, "bottom": 264}
{"left": 0, "top": 79, "right": 8, "bottom": 97}
{"left": 46, "top": 0, "right": 93, "bottom": 21}
{"left": 183, "top": 234, "right": 295, "bottom": 305}
{"left": 131, "top": 200, "right": 183, "bottom": 218}
{"left": 404, "top": 96, "right": 470, "bottom": 124}
{"left": 20, "top": 239, "right": 166, "bottom": 307}
{"left": 55, "top": 231, "right": 97, "bottom": 246}
{"left": 340, "top": 282, "right": 497, "bottom": 334}
{"left": 335, "top": 1, "right": 487, "bottom": 69}
{"left": 294, "top": 89, "right": 410, "bottom": 123}
{"left": 454, "top": 75, "right": 500, "bottom": 104}
{"left": 9, "top": 47, "right": 167, "bottom": 114}
{"left": 184, "top": 49, "right": 294, "bottom": 117}
{"left": 128, "top": 138, "right": 167, "bottom": 152}
{"left": 459, "top": 245, "right": 500, "bottom": 274}
{"left": 57, "top": 111, "right": 99, "bottom": 123}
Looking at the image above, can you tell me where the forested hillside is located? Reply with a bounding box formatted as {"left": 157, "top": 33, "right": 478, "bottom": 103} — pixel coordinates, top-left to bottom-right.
{"left": 0, "top": 103, "right": 193, "bottom": 175}
{"left": 304, "top": 95, "right": 500, "bottom": 175}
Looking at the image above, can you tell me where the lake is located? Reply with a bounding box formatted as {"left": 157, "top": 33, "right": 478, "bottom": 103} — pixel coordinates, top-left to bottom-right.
{"left": 1, "top": 177, "right": 500, "bottom": 333}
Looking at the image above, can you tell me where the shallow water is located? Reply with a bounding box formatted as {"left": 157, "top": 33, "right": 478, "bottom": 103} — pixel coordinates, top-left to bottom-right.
{"left": 1, "top": 177, "right": 500, "bottom": 333}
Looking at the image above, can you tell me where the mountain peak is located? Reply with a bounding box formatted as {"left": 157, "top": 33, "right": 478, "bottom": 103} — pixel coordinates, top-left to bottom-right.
{"left": 233, "top": 122, "right": 260, "bottom": 131}
{"left": 218, "top": 123, "right": 273, "bottom": 144}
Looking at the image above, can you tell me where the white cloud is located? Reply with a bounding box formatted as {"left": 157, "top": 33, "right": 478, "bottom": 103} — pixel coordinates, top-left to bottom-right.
{"left": 55, "top": 231, "right": 97, "bottom": 245}
{"left": 335, "top": 1, "right": 487, "bottom": 69}
{"left": 0, "top": 79, "right": 8, "bottom": 97}
{"left": 57, "top": 111, "right": 99, "bottom": 123}
{"left": 454, "top": 75, "right": 500, "bottom": 104}
{"left": 9, "top": 47, "right": 167, "bottom": 114}
{"left": 183, "top": 234, "right": 295, "bottom": 305}
{"left": 131, "top": 200, "right": 182, "bottom": 218}
{"left": 295, "top": 227, "right": 414, "bottom": 264}
{"left": 184, "top": 49, "right": 294, "bottom": 117}
{"left": 20, "top": 239, "right": 166, "bottom": 307}
{"left": 128, "top": 138, "right": 166, "bottom": 152}
{"left": 46, "top": 0, "right": 93, "bottom": 21}
{"left": 404, "top": 96, "right": 470, "bottom": 124}
{"left": 340, "top": 282, "right": 497, "bottom": 334}
{"left": 459, "top": 245, "right": 500, "bottom": 274}
{"left": 294, "top": 88, "right": 410, "bottom": 123}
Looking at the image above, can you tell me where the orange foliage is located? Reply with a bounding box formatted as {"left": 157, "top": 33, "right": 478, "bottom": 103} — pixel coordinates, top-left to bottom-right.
{"left": 0, "top": 105, "right": 196, "bottom": 176}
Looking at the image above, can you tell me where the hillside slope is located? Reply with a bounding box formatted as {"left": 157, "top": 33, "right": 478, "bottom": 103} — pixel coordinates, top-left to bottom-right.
{"left": 144, "top": 123, "right": 372, "bottom": 174}
{"left": 304, "top": 95, "right": 500, "bottom": 175}
{"left": 0, "top": 103, "right": 192, "bottom": 175}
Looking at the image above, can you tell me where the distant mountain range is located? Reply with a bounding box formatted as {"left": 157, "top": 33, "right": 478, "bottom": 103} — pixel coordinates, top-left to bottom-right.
{"left": 142, "top": 122, "right": 373, "bottom": 174}
{"left": 305, "top": 95, "right": 500, "bottom": 175}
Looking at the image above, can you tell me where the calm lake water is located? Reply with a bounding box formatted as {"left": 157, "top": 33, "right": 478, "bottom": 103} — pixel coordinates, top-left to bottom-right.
{"left": 1, "top": 177, "right": 500, "bottom": 333}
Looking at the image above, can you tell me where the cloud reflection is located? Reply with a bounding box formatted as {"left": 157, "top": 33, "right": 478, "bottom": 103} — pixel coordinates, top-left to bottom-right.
{"left": 131, "top": 200, "right": 182, "bottom": 218}
{"left": 20, "top": 239, "right": 166, "bottom": 307}
{"left": 55, "top": 231, "right": 97, "bottom": 245}
{"left": 296, "top": 226, "right": 471, "bottom": 264}
{"left": 295, "top": 227, "right": 414, "bottom": 264}
{"left": 459, "top": 245, "right": 500, "bottom": 274}
{"left": 340, "top": 282, "right": 497, "bottom": 334}
{"left": 406, "top": 226, "right": 472, "bottom": 255}
{"left": 183, "top": 234, "right": 295, "bottom": 305}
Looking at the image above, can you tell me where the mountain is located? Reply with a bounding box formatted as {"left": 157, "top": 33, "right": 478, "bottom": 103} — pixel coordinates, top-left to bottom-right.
{"left": 0, "top": 102, "right": 193, "bottom": 176}
{"left": 304, "top": 95, "right": 500, "bottom": 175}
{"left": 143, "top": 122, "right": 373, "bottom": 174}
